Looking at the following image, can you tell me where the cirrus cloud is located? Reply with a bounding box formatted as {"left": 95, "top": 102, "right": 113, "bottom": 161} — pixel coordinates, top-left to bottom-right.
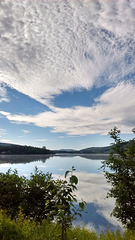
{"left": 0, "top": 84, "right": 10, "bottom": 103}
{"left": 0, "top": 0, "right": 135, "bottom": 137}
{"left": 0, "top": 0, "right": 135, "bottom": 106}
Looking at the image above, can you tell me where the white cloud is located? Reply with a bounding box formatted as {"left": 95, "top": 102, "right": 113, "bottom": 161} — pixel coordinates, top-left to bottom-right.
{"left": 0, "top": 82, "right": 135, "bottom": 135}
{"left": 0, "top": 0, "right": 134, "bottom": 106}
{"left": 0, "top": 129, "right": 6, "bottom": 138}
{"left": 21, "top": 129, "right": 31, "bottom": 134}
{"left": 0, "top": 138, "right": 12, "bottom": 143}
{"left": 0, "top": 0, "right": 135, "bottom": 137}
{"left": 0, "top": 84, "right": 10, "bottom": 103}
{"left": 36, "top": 139, "right": 47, "bottom": 142}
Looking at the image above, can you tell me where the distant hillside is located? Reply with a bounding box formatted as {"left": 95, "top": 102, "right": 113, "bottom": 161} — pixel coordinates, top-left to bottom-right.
{"left": 79, "top": 146, "right": 110, "bottom": 154}
{"left": 0, "top": 143, "right": 54, "bottom": 155}
{"left": 0, "top": 142, "right": 12, "bottom": 146}
{"left": 54, "top": 146, "right": 111, "bottom": 154}
{"left": 54, "top": 149, "right": 78, "bottom": 153}
{"left": 0, "top": 142, "right": 111, "bottom": 155}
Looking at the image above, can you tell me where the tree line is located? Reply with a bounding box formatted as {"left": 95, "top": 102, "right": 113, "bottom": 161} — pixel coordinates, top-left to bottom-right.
{"left": 0, "top": 144, "right": 53, "bottom": 155}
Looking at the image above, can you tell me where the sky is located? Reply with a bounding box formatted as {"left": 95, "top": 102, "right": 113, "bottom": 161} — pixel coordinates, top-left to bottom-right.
{"left": 0, "top": 0, "right": 135, "bottom": 150}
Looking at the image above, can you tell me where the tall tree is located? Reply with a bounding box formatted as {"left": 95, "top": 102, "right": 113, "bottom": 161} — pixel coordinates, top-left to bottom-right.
{"left": 102, "top": 127, "right": 135, "bottom": 230}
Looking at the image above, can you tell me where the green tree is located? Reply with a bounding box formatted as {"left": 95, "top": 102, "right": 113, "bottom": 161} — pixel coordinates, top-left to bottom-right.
{"left": 102, "top": 127, "right": 135, "bottom": 230}
{"left": 21, "top": 167, "right": 55, "bottom": 222}
{"left": 46, "top": 166, "right": 86, "bottom": 240}
{"left": 0, "top": 169, "right": 25, "bottom": 219}
{"left": 0, "top": 166, "right": 86, "bottom": 240}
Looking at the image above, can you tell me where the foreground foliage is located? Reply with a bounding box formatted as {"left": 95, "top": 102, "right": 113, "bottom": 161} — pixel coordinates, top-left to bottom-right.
{"left": 102, "top": 127, "right": 135, "bottom": 230}
{"left": 0, "top": 209, "right": 135, "bottom": 240}
{"left": 0, "top": 167, "right": 85, "bottom": 240}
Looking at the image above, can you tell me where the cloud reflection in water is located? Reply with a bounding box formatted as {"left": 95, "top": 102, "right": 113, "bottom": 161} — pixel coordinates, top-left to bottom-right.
{"left": 53, "top": 171, "right": 122, "bottom": 233}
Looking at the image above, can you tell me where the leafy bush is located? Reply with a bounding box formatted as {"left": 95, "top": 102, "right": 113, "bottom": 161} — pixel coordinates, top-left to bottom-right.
{"left": 0, "top": 169, "right": 25, "bottom": 219}
{"left": 21, "top": 167, "right": 55, "bottom": 222}
{"left": 0, "top": 167, "right": 85, "bottom": 240}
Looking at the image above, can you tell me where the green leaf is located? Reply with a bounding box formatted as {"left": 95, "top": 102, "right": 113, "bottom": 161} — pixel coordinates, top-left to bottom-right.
{"left": 79, "top": 202, "right": 85, "bottom": 210}
{"left": 70, "top": 175, "right": 78, "bottom": 185}
{"left": 58, "top": 209, "right": 65, "bottom": 217}
{"left": 72, "top": 166, "right": 76, "bottom": 171}
{"left": 65, "top": 171, "right": 71, "bottom": 178}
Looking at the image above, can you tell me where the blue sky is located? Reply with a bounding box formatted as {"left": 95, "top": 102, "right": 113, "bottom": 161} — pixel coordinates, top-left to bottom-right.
{"left": 0, "top": 0, "right": 135, "bottom": 150}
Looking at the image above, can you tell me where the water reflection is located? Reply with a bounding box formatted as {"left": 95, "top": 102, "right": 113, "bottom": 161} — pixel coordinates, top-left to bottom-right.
{"left": 0, "top": 154, "right": 51, "bottom": 164}
{"left": 79, "top": 153, "right": 109, "bottom": 160}
{"left": 0, "top": 154, "right": 122, "bottom": 233}
{"left": 72, "top": 171, "right": 122, "bottom": 232}
{"left": 75, "top": 203, "right": 119, "bottom": 233}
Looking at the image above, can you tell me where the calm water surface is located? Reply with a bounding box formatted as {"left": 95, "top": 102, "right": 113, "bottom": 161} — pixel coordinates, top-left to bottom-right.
{"left": 0, "top": 154, "right": 122, "bottom": 233}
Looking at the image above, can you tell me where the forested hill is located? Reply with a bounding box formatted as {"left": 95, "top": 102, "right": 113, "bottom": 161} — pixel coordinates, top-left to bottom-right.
{"left": 79, "top": 146, "right": 111, "bottom": 154}
{"left": 54, "top": 146, "right": 111, "bottom": 154}
{"left": 0, "top": 143, "right": 53, "bottom": 155}
{"left": 0, "top": 143, "right": 111, "bottom": 155}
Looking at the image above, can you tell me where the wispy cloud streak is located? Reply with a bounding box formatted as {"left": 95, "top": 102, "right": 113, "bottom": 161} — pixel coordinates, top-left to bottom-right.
{"left": 0, "top": 82, "right": 135, "bottom": 135}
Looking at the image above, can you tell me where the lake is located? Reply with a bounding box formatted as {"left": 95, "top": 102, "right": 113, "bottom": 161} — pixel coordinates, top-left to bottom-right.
{"left": 0, "top": 154, "right": 122, "bottom": 233}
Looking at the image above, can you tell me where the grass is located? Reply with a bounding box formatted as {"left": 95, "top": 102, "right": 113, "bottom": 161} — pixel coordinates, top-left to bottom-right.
{"left": 0, "top": 210, "right": 135, "bottom": 240}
